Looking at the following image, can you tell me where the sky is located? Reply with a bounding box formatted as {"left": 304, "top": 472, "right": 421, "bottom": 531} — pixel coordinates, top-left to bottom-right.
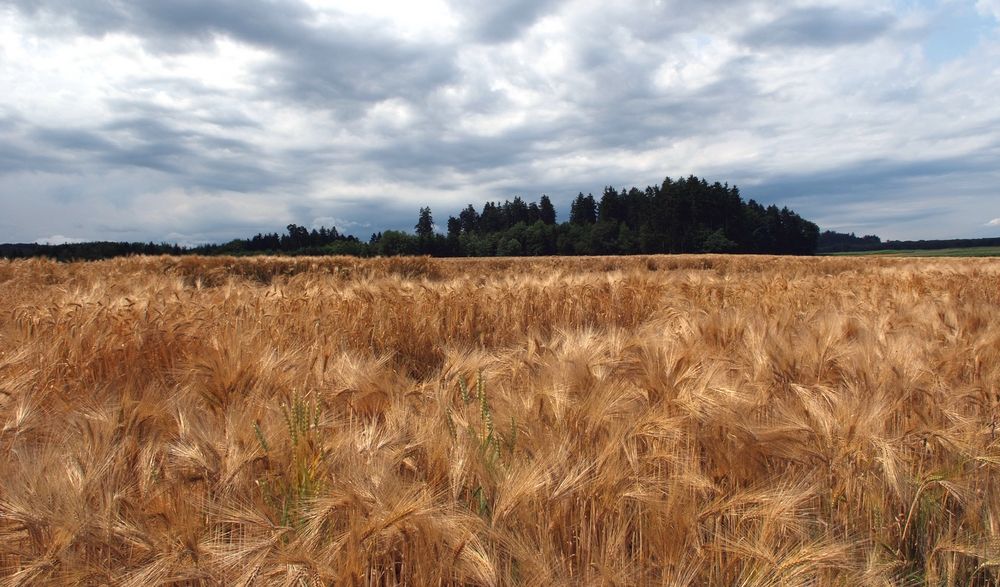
{"left": 1, "top": 0, "right": 999, "bottom": 245}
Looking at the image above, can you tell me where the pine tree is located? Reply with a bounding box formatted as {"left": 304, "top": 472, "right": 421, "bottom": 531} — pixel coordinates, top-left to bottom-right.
{"left": 415, "top": 207, "right": 434, "bottom": 237}
{"left": 539, "top": 194, "right": 557, "bottom": 225}
{"left": 569, "top": 193, "right": 597, "bottom": 225}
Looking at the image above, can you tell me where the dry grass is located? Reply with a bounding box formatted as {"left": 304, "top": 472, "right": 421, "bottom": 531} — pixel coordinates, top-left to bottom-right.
{"left": 1, "top": 254, "right": 999, "bottom": 585}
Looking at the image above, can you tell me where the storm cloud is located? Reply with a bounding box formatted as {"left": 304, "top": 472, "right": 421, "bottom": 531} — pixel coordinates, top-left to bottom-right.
{"left": 0, "top": 0, "right": 998, "bottom": 243}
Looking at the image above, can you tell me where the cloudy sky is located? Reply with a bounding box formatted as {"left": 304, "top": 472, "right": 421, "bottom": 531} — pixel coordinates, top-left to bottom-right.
{"left": 1, "top": 0, "right": 999, "bottom": 244}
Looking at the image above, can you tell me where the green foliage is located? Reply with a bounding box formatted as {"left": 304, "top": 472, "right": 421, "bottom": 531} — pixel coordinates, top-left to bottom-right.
{"left": 254, "top": 393, "right": 324, "bottom": 528}
{"left": 415, "top": 206, "right": 434, "bottom": 237}
{"left": 373, "top": 230, "right": 418, "bottom": 256}
{"left": 448, "top": 372, "right": 516, "bottom": 519}
{"left": 538, "top": 194, "right": 557, "bottom": 225}
{"left": 496, "top": 237, "right": 523, "bottom": 257}
{"left": 441, "top": 175, "right": 821, "bottom": 257}
{"left": 570, "top": 192, "right": 598, "bottom": 225}
{"left": 701, "top": 228, "right": 738, "bottom": 253}
{"left": 253, "top": 421, "right": 269, "bottom": 453}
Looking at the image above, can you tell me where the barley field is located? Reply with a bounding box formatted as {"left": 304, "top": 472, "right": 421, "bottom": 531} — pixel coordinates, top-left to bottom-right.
{"left": 0, "top": 255, "right": 998, "bottom": 586}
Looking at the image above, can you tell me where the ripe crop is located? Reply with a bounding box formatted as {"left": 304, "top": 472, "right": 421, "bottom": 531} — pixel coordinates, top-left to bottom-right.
{"left": 1, "top": 254, "right": 999, "bottom": 585}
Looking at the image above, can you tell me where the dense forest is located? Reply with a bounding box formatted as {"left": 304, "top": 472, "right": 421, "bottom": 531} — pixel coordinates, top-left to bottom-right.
{"left": 389, "top": 175, "right": 819, "bottom": 256}
{"left": 2, "top": 175, "right": 821, "bottom": 260}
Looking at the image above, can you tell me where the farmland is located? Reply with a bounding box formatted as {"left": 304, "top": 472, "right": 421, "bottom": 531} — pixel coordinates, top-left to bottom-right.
{"left": 1, "top": 254, "right": 999, "bottom": 585}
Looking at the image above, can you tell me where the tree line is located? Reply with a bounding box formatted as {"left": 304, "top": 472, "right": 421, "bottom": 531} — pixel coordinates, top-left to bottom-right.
{"left": 817, "top": 231, "right": 1000, "bottom": 253}
{"left": 2, "top": 175, "right": 821, "bottom": 261}
{"left": 372, "top": 176, "right": 819, "bottom": 256}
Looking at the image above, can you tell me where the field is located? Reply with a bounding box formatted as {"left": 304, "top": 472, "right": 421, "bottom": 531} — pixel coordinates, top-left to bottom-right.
{"left": 827, "top": 246, "right": 1000, "bottom": 257}
{"left": 1, "top": 254, "right": 999, "bottom": 585}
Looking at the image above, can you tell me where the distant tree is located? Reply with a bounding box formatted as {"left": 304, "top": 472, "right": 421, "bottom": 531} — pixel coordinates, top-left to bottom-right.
{"left": 569, "top": 193, "right": 597, "bottom": 225}
{"left": 591, "top": 220, "right": 620, "bottom": 254}
{"left": 701, "top": 229, "right": 737, "bottom": 253}
{"left": 616, "top": 223, "right": 638, "bottom": 254}
{"left": 283, "top": 224, "right": 310, "bottom": 250}
{"left": 527, "top": 202, "right": 541, "bottom": 224}
{"left": 621, "top": 187, "right": 648, "bottom": 230}
{"left": 598, "top": 187, "right": 623, "bottom": 223}
{"left": 415, "top": 207, "right": 434, "bottom": 238}
{"left": 817, "top": 230, "right": 882, "bottom": 252}
{"left": 539, "top": 194, "right": 557, "bottom": 225}
{"left": 496, "top": 237, "right": 522, "bottom": 257}
{"left": 446, "top": 216, "right": 462, "bottom": 240}
{"left": 523, "top": 221, "right": 554, "bottom": 255}
{"left": 446, "top": 216, "right": 463, "bottom": 255}
{"left": 459, "top": 204, "right": 480, "bottom": 234}
{"left": 377, "top": 230, "right": 418, "bottom": 256}
{"left": 559, "top": 222, "right": 593, "bottom": 254}
{"left": 506, "top": 197, "right": 529, "bottom": 226}
{"left": 480, "top": 202, "right": 505, "bottom": 232}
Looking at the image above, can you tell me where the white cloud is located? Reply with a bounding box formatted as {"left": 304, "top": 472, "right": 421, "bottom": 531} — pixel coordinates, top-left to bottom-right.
{"left": 35, "top": 235, "right": 88, "bottom": 245}
{"left": 311, "top": 216, "right": 371, "bottom": 230}
{"left": 977, "top": 0, "right": 1000, "bottom": 21}
{"left": 987, "top": 218, "right": 1000, "bottom": 226}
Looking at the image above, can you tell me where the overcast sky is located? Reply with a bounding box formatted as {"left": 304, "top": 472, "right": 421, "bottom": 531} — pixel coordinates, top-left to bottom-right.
{"left": 1, "top": 0, "right": 999, "bottom": 244}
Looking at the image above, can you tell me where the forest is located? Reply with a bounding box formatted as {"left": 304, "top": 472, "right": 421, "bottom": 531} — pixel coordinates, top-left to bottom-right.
{"left": 1, "top": 175, "right": 820, "bottom": 260}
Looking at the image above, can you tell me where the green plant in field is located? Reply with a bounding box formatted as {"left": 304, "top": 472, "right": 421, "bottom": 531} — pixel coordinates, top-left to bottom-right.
{"left": 447, "top": 372, "right": 517, "bottom": 519}
{"left": 254, "top": 393, "right": 324, "bottom": 528}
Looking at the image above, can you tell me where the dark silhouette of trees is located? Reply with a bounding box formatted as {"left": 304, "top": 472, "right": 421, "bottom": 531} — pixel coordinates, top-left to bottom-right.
{"left": 506, "top": 197, "right": 529, "bottom": 227}
{"left": 817, "top": 231, "right": 882, "bottom": 252}
{"left": 439, "top": 176, "right": 819, "bottom": 257}
{"left": 570, "top": 193, "right": 598, "bottom": 225}
{"left": 539, "top": 195, "right": 557, "bottom": 225}
{"left": 415, "top": 207, "right": 434, "bottom": 237}
{"left": 479, "top": 202, "right": 505, "bottom": 233}
{"left": 598, "top": 187, "right": 623, "bottom": 223}
{"left": 458, "top": 205, "right": 480, "bottom": 233}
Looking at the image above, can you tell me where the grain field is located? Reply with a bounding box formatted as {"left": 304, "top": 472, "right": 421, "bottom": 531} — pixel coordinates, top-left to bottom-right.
{"left": 1, "top": 254, "right": 998, "bottom": 585}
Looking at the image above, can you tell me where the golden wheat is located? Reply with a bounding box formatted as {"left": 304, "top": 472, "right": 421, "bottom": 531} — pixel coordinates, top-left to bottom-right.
{"left": 1, "top": 254, "right": 998, "bottom": 585}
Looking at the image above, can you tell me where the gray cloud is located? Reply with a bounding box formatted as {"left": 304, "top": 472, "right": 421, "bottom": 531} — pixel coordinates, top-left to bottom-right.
{"left": 269, "top": 39, "right": 456, "bottom": 116}
{"left": 31, "top": 127, "right": 119, "bottom": 153}
{"left": 22, "top": 116, "right": 288, "bottom": 194}
{"left": 3, "top": 0, "right": 311, "bottom": 48}
{"left": 749, "top": 151, "right": 1000, "bottom": 202}
{"left": 741, "top": 7, "right": 895, "bottom": 48}
{"left": 4, "top": 0, "right": 459, "bottom": 117}
{"left": 448, "top": 0, "right": 568, "bottom": 43}
{"left": 739, "top": 147, "right": 1000, "bottom": 237}
{"left": 0, "top": 0, "right": 998, "bottom": 243}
